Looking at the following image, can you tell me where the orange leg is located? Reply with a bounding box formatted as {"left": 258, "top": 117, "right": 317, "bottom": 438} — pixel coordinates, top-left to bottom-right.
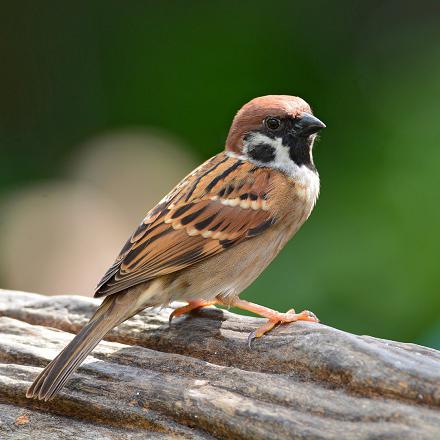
{"left": 169, "top": 299, "right": 219, "bottom": 324}
{"left": 220, "top": 298, "right": 319, "bottom": 347}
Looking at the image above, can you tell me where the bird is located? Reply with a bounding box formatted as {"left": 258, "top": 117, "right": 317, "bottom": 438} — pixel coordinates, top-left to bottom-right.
{"left": 26, "top": 94, "right": 326, "bottom": 401}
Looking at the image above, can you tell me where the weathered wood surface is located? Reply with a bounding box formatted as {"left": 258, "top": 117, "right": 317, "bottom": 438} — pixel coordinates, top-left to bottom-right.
{"left": 0, "top": 289, "right": 439, "bottom": 439}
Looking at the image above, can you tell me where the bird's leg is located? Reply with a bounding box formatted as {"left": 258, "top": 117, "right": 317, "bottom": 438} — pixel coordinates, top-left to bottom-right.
{"left": 169, "top": 299, "right": 219, "bottom": 324}
{"left": 217, "top": 298, "right": 319, "bottom": 347}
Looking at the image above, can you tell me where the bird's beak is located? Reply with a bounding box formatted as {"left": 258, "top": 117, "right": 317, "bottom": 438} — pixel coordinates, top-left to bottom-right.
{"left": 295, "top": 113, "right": 326, "bottom": 136}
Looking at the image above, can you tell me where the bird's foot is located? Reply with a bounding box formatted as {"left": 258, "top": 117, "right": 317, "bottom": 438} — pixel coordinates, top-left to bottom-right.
{"left": 214, "top": 298, "right": 318, "bottom": 348}
{"left": 246, "top": 309, "right": 319, "bottom": 348}
{"left": 169, "top": 299, "right": 218, "bottom": 324}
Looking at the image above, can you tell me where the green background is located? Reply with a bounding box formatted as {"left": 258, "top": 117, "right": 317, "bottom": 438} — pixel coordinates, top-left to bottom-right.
{"left": 1, "top": 1, "right": 439, "bottom": 347}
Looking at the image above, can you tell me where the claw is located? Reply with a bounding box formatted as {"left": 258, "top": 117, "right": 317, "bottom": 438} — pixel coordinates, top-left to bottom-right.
{"left": 247, "top": 330, "right": 257, "bottom": 349}
{"left": 168, "top": 305, "right": 193, "bottom": 325}
{"left": 247, "top": 319, "right": 280, "bottom": 349}
{"left": 246, "top": 310, "right": 319, "bottom": 348}
{"left": 168, "top": 305, "right": 192, "bottom": 326}
{"left": 299, "top": 310, "right": 319, "bottom": 323}
{"left": 168, "top": 309, "right": 178, "bottom": 325}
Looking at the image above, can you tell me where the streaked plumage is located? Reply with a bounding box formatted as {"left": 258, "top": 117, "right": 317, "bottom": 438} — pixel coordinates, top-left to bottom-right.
{"left": 95, "top": 155, "right": 275, "bottom": 297}
{"left": 27, "top": 95, "right": 326, "bottom": 401}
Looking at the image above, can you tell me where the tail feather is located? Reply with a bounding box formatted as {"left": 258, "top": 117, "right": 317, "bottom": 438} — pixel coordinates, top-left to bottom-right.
{"left": 26, "top": 296, "right": 126, "bottom": 401}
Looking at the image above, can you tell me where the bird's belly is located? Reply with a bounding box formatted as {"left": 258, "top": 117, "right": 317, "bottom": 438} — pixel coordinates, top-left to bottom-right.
{"left": 157, "top": 172, "right": 319, "bottom": 304}
{"left": 165, "top": 226, "right": 292, "bottom": 303}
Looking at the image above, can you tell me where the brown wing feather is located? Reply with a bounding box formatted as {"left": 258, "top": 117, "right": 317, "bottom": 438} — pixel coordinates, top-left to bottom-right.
{"left": 95, "top": 153, "right": 276, "bottom": 297}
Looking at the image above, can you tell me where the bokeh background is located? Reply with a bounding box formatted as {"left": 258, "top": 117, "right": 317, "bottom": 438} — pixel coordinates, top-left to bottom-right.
{"left": 1, "top": 1, "right": 439, "bottom": 347}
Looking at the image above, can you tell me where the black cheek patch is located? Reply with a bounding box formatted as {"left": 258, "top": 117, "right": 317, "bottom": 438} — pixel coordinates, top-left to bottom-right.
{"left": 248, "top": 143, "right": 276, "bottom": 163}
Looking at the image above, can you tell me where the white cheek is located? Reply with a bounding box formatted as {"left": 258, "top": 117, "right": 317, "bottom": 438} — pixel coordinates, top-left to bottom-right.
{"left": 240, "top": 133, "right": 305, "bottom": 179}
{"left": 226, "top": 134, "right": 320, "bottom": 207}
{"left": 271, "top": 137, "right": 295, "bottom": 173}
{"left": 240, "top": 132, "right": 319, "bottom": 196}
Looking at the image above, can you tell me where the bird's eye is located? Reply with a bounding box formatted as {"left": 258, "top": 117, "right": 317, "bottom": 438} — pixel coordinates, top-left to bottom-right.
{"left": 265, "top": 117, "right": 281, "bottom": 130}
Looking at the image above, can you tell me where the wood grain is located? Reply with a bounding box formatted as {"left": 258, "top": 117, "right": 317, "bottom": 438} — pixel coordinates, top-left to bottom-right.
{"left": 1, "top": 289, "right": 439, "bottom": 439}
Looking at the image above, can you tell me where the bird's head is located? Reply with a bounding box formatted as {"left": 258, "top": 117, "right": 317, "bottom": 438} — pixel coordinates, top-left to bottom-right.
{"left": 226, "top": 95, "right": 325, "bottom": 173}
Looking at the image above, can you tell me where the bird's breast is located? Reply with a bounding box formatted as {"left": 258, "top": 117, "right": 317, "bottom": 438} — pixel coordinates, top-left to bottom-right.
{"left": 268, "top": 166, "right": 319, "bottom": 231}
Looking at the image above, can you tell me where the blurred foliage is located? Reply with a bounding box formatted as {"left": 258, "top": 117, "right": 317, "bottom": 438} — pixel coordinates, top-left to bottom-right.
{"left": 0, "top": 1, "right": 439, "bottom": 347}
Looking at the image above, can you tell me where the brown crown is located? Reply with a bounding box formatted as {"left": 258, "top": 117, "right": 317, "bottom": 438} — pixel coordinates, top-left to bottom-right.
{"left": 225, "top": 95, "right": 312, "bottom": 153}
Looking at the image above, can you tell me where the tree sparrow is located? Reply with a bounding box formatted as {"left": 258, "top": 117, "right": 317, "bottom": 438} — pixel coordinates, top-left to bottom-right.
{"left": 27, "top": 95, "right": 326, "bottom": 401}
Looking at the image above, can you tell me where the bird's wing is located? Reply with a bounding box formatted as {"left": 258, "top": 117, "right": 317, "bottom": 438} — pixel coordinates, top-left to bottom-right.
{"left": 95, "top": 153, "right": 277, "bottom": 297}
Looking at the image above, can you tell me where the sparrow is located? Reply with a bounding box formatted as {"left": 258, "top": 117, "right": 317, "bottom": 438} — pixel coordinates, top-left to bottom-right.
{"left": 27, "top": 95, "right": 326, "bottom": 401}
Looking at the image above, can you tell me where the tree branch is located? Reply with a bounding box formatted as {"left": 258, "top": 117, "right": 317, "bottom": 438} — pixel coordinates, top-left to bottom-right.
{"left": 1, "top": 289, "right": 439, "bottom": 439}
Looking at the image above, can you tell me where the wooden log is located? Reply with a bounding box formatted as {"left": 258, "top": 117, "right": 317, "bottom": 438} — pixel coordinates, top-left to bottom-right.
{"left": 0, "top": 289, "right": 439, "bottom": 439}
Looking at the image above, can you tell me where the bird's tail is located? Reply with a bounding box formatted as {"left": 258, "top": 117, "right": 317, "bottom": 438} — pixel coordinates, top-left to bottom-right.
{"left": 26, "top": 294, "right": 131, "bottom": 401}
